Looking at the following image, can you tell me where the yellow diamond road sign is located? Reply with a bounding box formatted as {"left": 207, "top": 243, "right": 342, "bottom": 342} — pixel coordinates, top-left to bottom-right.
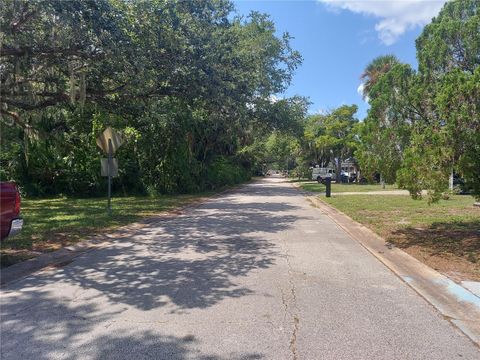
{"left": 96, "top": 127, "right": 123, "bottom": 154}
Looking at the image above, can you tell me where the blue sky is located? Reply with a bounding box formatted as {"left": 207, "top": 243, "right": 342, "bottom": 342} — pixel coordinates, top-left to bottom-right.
{"left": 233, "top": 0, "right": 446, "bottom": 119}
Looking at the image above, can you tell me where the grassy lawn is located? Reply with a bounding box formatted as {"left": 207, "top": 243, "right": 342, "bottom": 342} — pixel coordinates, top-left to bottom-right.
{"left": 1, "top": 193, "right": 208, "bottom": 267}
{"left": 322, "top": 194, "right": 480, "bottom": 281}
{"left": 300, "top": 181, "right": 398, "bottom": 193}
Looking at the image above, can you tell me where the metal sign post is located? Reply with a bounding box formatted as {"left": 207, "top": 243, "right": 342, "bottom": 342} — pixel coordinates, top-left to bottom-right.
{"left": 107, "top": 139, "right": 112, "bottom": 215}
{"left": 96, "top": 127, "right": 124, "bottom": 215}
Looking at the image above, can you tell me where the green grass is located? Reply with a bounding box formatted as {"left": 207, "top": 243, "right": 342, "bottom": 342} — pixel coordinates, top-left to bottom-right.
{"left": 0, "top": 193, "right": 208, "bottom": 267}
{"left": 322, "top": 194, "right": 477, "bottom": 226}
{"left": 300, "top": 181, "right": 398, "bottom": 193}
{"left": 322, "top": 194, "right": 480, "bottom": 280}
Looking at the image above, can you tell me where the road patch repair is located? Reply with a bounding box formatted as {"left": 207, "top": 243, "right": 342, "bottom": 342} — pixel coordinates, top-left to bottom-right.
{"left": 305, "top": 194, "right": 480, "bottom": 346}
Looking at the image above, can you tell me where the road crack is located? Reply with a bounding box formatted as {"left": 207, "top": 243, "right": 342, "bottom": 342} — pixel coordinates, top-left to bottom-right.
{"left": 290, "top": 314, "right": 299, "bottom": 360}
{"left": 281, "top": 239, "right": 300, "bottom": 360}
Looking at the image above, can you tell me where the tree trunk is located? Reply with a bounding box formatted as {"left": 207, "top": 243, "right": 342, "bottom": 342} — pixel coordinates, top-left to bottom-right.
{"left": 336, "top": 157, "right": 341, "bottom": 183}
{"left": 449, "top": 168, "right": 454, "bottom": 191}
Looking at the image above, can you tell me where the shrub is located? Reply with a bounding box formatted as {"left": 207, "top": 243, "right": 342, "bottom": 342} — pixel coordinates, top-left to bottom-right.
{"left": 205, "top": 157, "right": 250, "bottom": 189}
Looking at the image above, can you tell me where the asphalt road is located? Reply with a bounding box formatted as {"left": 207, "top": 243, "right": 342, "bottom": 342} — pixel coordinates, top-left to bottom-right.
{"left": 1, "top": 178, "right": 478, "bottom": 359}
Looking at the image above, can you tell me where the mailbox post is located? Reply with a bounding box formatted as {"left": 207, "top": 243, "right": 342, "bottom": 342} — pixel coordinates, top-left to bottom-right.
{"left": 325, "top": 177, "right": 331, "bottom": 198}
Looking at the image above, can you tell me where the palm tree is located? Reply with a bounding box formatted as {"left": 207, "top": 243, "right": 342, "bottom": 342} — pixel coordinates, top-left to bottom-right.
{"left": 360, "top": 55, "right": 400, "bottom": 100}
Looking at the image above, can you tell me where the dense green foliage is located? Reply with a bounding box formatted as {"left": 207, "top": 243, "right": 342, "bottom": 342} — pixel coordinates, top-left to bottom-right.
{"left": 257, "top": 104, "right": 359, "bottom": 181}
{"left": 2, "top": 0, "right": 478, "bottom": 203}
{"left": 1, "top": 0, "right": 304, "bottom": 196}
{"left": 303, "top": 105, "right": 358, "bottom": 182}
{"left": 263, "top": 1, "right": 479, "bottom": 202}
{"left": 356, "top": 62, "right": 416, "bottom": 184}
{"left": 355, "top": 0, "right": 480, "bottom": 201}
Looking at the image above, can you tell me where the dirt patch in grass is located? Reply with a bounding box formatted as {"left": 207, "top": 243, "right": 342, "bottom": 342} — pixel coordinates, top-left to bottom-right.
{"left": 391, "top": 221, "right": 480, "bottom": 282}
{"left": 323, "top": 194, "right": 480, "bottom": 282}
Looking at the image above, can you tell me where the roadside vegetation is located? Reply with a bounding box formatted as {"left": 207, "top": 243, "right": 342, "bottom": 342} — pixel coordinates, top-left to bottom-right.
{"left": 0, "top": 194, "right": 210, "bottom": 267}
{"left": 264, "top": 0, "right": 479, "bottom": 203}
{"left": 286, "top": 0, "right": 480, "bottom": 284}
{"left": 322, "top": 194, "right": 480, "bottom": 281}
{"left": 1, "top": 0, "right": 306, "bottom": 197}
{"left": 1, "top": 0, "right": 305, "bottom": 267}
{"left": 3, "top": 0, "right": 477, "bottom": 203}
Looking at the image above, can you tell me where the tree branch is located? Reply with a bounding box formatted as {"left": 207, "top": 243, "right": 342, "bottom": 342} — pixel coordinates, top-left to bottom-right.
{"left": 2, "top": 93, "right": 69, "bottom": 110}
{"left": 10, "top": 8, "right": 37, "bottom": 34}
{"left": 0, "top": 109, "right": 27, "bottom": 128}
{"left": 1, "top": 45, "right": 91, "bottom": 58}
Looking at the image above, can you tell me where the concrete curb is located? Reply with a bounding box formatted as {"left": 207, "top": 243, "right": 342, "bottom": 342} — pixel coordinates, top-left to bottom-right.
{"left": 0, "top": 183, "right": 246, "bottom": 287}
{"left": 304, "top": 193, "right": 480, "bottom": 347}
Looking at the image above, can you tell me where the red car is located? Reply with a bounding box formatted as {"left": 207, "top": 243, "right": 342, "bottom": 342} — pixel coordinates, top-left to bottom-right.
{"left": 0, "top": 182, "right": 23, "bottom": 240}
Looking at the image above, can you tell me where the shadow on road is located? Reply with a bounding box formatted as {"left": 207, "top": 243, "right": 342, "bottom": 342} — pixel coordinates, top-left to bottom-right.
{"left": 1, "top": 182, "right": 304, "bottom": 359}
{"left": 56, "top": 199, "right": 301, "bottom": 311}
{"left": 1, "top": 288, "right": 263, "bottom": 359}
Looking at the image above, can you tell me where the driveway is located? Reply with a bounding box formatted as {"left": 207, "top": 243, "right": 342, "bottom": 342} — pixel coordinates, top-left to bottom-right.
{"left": 1, "top": 178, "right": 478, "bottom": 359}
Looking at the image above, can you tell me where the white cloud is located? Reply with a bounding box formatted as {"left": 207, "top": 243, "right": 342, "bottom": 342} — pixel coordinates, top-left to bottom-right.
{"left": 357, "top": 82, "right": 370, "bottom": 102}
{"left": 319, "top": 0, "right": 447, "bottom": 45}
{"left": 357, "top": 83, "right": 364, "bottom": 95}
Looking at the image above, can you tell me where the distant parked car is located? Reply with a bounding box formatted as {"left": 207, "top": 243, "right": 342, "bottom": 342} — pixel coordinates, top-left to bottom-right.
{"left": 1, "top": 182, "right": 23, "bottom": 240}
{"left": 312, "top": 167, "right": 335, "bottom": 183}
